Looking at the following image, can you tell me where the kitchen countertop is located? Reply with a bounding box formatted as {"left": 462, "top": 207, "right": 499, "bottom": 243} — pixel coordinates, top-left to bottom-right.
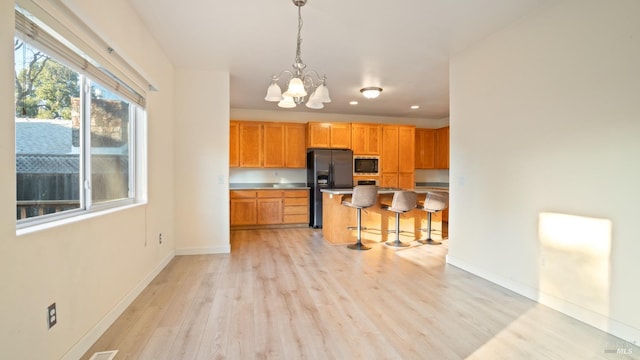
{"left": 230, "top": 182, "right": 448, "bottom": 192}
{"left": 321, "top": 187, "right": 448, "bottom": 195}
{"left": 229, "top": 183, "right": 310, "bottom": 190}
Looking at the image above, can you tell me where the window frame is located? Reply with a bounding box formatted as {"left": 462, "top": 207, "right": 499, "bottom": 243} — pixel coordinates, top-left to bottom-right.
{"left": 14, "top": 6, "right": 148, "bottom": 230}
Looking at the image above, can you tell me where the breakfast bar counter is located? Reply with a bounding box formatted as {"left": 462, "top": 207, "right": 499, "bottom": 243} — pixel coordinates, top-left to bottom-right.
{"left": 320, "top": 187, "right": 447, "bottom": 245}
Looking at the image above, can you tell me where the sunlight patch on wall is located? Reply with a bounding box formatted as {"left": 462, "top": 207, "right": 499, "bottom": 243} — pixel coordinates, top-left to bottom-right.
{"left": 538, "top": 212, "right": 612, "bottom": 317}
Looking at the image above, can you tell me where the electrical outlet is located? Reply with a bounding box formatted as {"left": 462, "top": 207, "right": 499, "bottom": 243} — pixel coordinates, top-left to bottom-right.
{"left": 48, "top": 303, "right": 57, "bottom": 329}
{"left": 159, "top": 233, "right": 163, "bottom": 244}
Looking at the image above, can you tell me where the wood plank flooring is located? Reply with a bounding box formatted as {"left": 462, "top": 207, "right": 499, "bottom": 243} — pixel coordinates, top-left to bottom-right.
{"left": 82, "top": 228, "right": 639, "bottom": 359}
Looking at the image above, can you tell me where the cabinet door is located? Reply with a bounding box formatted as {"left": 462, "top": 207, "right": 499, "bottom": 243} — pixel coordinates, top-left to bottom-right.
{"left": 380, "top": 173, "right": 398, "bottom": 188}
{"left": 285, "top": 123, "right": 306, "bottom": 168}
{"left": 307, "top": 122, "right": 331, "bottom": 148}
{"left": 239, "top": 122, "right": 263, "bottom": 167}
{"left": 263, "top": 123, "right": 285, "bottom": 168}
{"left": 230, "top": 199, "right": 257, "bottom": 225}
{"left": 350, "top": 123, "right": 368, "bottom": 154}
{"left": 398, "top": 172, "right": 415, "bottom": 190}
{"left": 435, "top": 126, "right": 449, "bottom": 169}
{"left": 330, "top": 123, "right": 351, "bottom": 149}
{"left": 415, "top": 128, "right": 436, "bottom": 169}
{"left": 257, "top": 198, "right": 283, "bottom": 224}
{"left": 230, "top": 121, "right": 239, "bottom": 167}
{"left": 381, "top": 126, "right": 399, "bottom": 173}
{"left": 398, "top": 126, "right": 415, "bottom": 173}
{"left": 351, "top": 124, "right": 381, "bottom": 155}
{"left": 366, "top": 124, "right": 382, "bottom": 154}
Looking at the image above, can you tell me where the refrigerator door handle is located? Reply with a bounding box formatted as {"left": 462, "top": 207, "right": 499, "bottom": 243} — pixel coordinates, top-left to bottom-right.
{"left": 329, "top": 161, "right": 334, "bottom": 188}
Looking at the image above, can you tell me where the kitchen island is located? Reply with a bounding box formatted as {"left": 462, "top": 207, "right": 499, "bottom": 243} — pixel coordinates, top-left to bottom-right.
{"left": 320, "top": 187, "right": 448, "bottom": 245}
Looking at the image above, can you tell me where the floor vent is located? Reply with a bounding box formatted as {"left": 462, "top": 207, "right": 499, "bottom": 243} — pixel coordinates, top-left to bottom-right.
{"left": 89, "top": 350, "right": 119, "bottom": 360}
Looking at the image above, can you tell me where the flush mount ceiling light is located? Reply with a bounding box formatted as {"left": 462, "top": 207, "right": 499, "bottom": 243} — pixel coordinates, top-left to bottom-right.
{"left": 360, "top": 87, "right": 383, "bottom": 99}
{"left": 265, "top": 0, "right": 331, "bottom": 109}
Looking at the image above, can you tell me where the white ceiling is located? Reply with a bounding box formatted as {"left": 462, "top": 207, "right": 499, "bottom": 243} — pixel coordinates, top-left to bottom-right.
{"left": 128, "top": 0, "right": 549, "bottom": 119}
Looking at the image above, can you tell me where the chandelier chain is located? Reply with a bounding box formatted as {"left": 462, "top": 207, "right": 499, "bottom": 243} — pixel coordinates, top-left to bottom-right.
{"left": 294, "top": 4, "right": 304, "bottom": 73}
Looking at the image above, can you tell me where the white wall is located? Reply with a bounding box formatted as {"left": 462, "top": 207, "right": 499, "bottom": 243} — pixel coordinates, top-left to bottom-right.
{"left": 0, "top": 1, "right": 176, "bottom": 359}
{"left": 174, "top": 69, "right": 230, "bottom": 254}
{"left": 449, "top": 0, "right": 640, "bottom": 343}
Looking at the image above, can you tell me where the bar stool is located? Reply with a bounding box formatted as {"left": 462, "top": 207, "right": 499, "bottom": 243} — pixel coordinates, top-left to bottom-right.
{"left": 342, "top": 185, "right": 378, "bottom": 251}
{"left": 381, "top": 191, "right": 418, "bottom": 247}
{"left": 417, "top": 191, "right": 448, "bottom": 245}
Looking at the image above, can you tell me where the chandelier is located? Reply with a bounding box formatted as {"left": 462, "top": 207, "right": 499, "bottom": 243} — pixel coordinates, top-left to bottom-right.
{"left": 264, "top": 0, "right": 331, "bottom": 109}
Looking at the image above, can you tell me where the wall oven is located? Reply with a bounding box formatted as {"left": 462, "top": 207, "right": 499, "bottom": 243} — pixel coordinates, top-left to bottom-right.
{"left": 353, "top": 156, "right": 379, "bottom": 176}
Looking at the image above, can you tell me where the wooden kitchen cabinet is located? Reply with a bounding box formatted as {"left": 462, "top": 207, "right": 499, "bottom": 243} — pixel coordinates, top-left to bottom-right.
{"left": 283, "top": 189, "right": 309, "bottom": 224}
{"left": 257, "top": 190, "right": 284, "bottom": 223}
{"left": 415, "top": 128, "right": 436, "bottom": 169}
{"left": 307, "top": 122, "right": 351, "bottom": 149}
{"left": 263, "top": 123, "right": 285, "bottom": 168}
{"left": 230, "top": 189, "right": 309, "bottom": 227}
{"left": 435, "top": 126, "right": 449, "bottom": 169}
{"left": 231, "top": 121, "right": 307, "bottom": 168}
{"left": 238, "top": 121, "right": 263, "bottom": 167}
{"left": 229, "top": 121, "right": 239, "bottom": 167}
{"left": 329, "top": 122, "right": 351, "bottom": 149}
{"left": 381, "top": 126, "right": 399, "bottom": 173}
{"left": 398, "top": 126, "right": 415, "bottom": 173}
{"left": 351, "top": 123, "right": 381, "bottom": 155}
{"left": 230, "top": 190, "right": 257, "bottom": 225}
{"left": 380, "top": 125, "right": 415, "bottom": 188}
{"left": 284, "top": 123, "right": 306, "bottom": 168}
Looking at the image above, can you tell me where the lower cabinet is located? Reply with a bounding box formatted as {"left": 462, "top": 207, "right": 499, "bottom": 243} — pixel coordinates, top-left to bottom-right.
{"left": 230, "top": 191, "right": 257, "bottom": 225}
{"left": 230, "top": 189, "right": 309, "bottom": 227}
{"left": 283, "top": 190, "right": 309, "bottom": 224}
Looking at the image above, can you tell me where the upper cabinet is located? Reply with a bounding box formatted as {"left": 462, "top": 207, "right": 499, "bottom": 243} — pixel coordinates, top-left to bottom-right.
{"left": 415, "top": 128, "right": 436, "bottom": 169}
{"left": 229, "top": 121, "right": 239, "bottom": 167}
{"left": 238, "top": 121, "right": 262, "bottom": 167}
{"left": 284, "top": 123, "right": 306, "bottom": 168}
{"left": 230, "top": 120, "right": 307, "bottom": 168}
{"left": 415, "top": 126, "right": 449, "bottom": 169}
{"left": 307, "top": 122, "right": 351, "bottom": 149}
{"left": 435, "top": 126, "right": 449, "bottom": 169}
{"left": 380, "top": 125, "right": 415, "bottom": 188}
{"left": 263, "top": 123, "right": 285, "bottom": 168}
{"left": 351, "top": 123, "right": 381, "bottom": 155}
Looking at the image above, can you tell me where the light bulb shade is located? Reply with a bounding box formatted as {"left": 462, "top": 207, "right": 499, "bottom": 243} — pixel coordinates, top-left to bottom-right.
{"left": 265, "top": 82, "right": 283, "bottom": 102}
{"left": 278, "top": 95, "right": 296, "bottom": 108}
{"left": 283, "top": 77, "right": 307, "bottom": 98}
{"left": 314, "top": 84, "right": 331, "bottom": 103}
{"left": 305, "top": 94, "right": 324, "bottom": 109}
{"left": 360, "top": 87, "right": 382, "bottom": 99}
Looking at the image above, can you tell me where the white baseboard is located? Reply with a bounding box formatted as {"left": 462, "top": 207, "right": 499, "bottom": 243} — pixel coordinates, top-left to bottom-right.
{"left": 62, "top": 251, "right": 175, "bottom": 360}
{"left": 175, "top": 245, "right": 230, "bottom": 255}
{"left": 446, "top": 255, "right": 640, "bottom": 345}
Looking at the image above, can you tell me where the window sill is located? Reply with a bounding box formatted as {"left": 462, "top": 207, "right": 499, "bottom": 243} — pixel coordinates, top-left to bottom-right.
{"left": 16, "top": 201, "right": 148, "bottom": 237}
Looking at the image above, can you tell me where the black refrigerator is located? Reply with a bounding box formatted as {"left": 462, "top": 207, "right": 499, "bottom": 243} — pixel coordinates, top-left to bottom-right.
{"left": 307, "top": 149, "right": 353, "bottom": 228}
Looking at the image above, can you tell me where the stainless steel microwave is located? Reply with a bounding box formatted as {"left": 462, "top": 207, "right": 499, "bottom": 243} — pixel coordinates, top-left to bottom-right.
{"left": 353, "top": 156, "right": 379, "bottom": 175}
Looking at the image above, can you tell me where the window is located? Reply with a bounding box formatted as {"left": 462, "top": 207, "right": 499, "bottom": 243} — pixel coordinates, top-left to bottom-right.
{"left": 14, "top": 8, "right": 146, "bottom": 227}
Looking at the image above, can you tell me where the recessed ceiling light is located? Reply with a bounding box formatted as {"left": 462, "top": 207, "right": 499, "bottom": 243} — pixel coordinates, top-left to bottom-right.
{"left": 410, "top": 105, "right": 420, "bottom": 110}
{"left": 350, "top": 101, "right": 358, "bottom": 105}
{"left": 360, "top": 87, "right": 383, "bottom": 99}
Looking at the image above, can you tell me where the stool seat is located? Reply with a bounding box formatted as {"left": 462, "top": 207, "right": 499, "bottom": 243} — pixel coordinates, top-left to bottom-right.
{"left": 416, "top": 191, "right": 448, "bottom": 245}
{"left": 381, "top": 191, "right": 418, "bottom": 247}
{"left": 342, "top": 185, "right": 378, "bottom": 250}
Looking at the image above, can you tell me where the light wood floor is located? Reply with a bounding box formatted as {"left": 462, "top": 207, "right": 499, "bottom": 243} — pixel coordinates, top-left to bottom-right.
{"left": 82, "top": 228, "right": 639, "bottom": 359}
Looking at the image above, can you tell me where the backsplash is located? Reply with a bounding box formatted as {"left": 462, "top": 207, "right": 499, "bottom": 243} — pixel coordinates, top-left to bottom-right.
{"left": 230, "top": 168, "right": 449, "bottom": 185}
{"left": 230, "top": 168, "right": 307, "bottom": 184}
{"left": 414, "top": 169, "right": 450, "bottom": 183}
